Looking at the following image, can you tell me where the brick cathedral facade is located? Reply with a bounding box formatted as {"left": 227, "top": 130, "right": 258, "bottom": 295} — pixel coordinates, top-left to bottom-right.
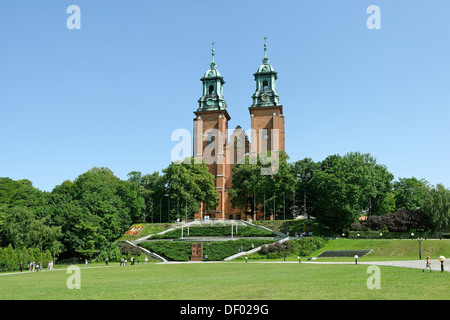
{"left": 193, "top": 42, "right": 285, "bottom": 221}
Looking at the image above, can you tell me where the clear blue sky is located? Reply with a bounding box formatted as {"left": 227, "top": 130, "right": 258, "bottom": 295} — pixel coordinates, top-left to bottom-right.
{"left": 1, "top": 0, "right": 449, "bottom": 192}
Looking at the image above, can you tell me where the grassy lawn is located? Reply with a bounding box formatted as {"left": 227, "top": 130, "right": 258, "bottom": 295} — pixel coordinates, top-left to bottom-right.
{"left": 239, "top": 239, "right": 450, "bottom": 263}
{"left": 0, "top": 261, "right": 448, "bottom": 300}
{"left": 308, "top": 239, "right": 450, "bottom": 261}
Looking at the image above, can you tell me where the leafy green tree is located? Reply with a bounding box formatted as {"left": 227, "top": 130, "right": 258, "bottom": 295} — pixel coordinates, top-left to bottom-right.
{"left": 311, "top": 152, "right": 394, "bottom": 232}
{"left": 2, "top": 206, "right": 35, "bottom": 249}
{"left": 421, "top": 183, "right": 450, "bottom": 231}
{"left": 393, "top": 177, "right": 428, "bottom": 211}
{"left": 0, "top": 178, "right": 41, "bottom": 208}
{"left": 127, "top": 171, "right": 162, "bottom": 223}
{"left": 229, "top": 157, "right": 261, "bottom": 216}
{"left": 229, "top": 152, "right": 295, "bottom": 219}
{"left": 290, "top": 158, "right": 320, "bottom": 219}
{"left": 162, "top": 159, "right": 218, "bottom": 221}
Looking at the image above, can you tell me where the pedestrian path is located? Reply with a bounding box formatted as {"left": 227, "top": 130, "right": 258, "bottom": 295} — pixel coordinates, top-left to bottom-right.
{"left": 245, "top": 259, "right": 449, "bottom": 272}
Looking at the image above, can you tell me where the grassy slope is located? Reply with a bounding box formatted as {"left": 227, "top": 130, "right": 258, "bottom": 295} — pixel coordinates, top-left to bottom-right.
{"left": 309, "top": 239, "right": 450, "bottom": 261}
{"left": 118, "top": 223, "right": 449, "bottom": 263}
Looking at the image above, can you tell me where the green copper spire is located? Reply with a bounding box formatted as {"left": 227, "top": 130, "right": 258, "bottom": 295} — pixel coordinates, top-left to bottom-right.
{"left": 251, "top": 36, "right": 280, "bottom": 107}
{"left": 198, "top": 41, "right": 227, "bottom": 111}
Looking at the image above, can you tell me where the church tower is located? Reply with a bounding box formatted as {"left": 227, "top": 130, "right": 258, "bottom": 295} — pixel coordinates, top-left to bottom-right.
{"left": 193, "top": 43, "right": 230, "bottom": 220}
{"left": 191, "top": 40, "right": 285, "bottom": 221}
{"left": 249, "top": 38, "right": 285, "bottom": 156}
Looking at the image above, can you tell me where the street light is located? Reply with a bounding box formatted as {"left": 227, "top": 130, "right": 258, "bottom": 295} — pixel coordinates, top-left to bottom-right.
{"left": 438, "top": 256, "right": 446, "bottom": 272}
{"left": 298, "top": 256, "right": 301, "bottom": 264}
{"left": 354, "top": 255, "right": 358, "bottom": 265}
{"left": 418, "top": 238, "right": 423, "bottom": 260}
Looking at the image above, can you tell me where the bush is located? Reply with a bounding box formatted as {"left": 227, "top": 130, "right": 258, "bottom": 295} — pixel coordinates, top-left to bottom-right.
{"left": 0, "top": 245, "right": 52, "bottom": 272}
{"left": 347, "top": 231, "right": 435, "bottom": 239}
{"left": 260, "top": 241, "right": 294, "bottom": 259}
{"left": 150, "top": 225, "right": 274, "bottom": 239}
{"left": 140, "top": 239, "right": 274, "bottom": 261}
{"left": 293, "top": 237, "right": 327, "bottom": 256}
{"left": 356, "top": 209, "right": 432, "bottom": 233}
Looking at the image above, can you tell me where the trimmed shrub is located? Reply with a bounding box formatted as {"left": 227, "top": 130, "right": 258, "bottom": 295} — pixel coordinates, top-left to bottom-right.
{"left": 150, "top": 225, "right": 274, "bottom": 239}
{"left": 140, "top": 239, "right": 274, "bottom": 261}
{"left": 293, "top": 236, "right": 327, "bottom": 256}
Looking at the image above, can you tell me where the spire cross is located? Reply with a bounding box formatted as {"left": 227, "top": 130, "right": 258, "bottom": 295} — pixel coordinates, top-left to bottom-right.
{"left": 262, "top": 36, "right": 269, "bottom": 64}
{"left": 210, "top": 41, "right": 216, "bottom": 70}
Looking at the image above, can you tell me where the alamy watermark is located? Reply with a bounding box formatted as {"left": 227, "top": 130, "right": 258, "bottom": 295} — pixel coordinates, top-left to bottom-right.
{"left": 366, "top": 265, "right": 381, "bottom": 289}
{"left": 171, "top": 127, "right": 280, "bottom": 175}
{"left": 66, "top": 265, "right": 81, "bottom": 289}
{"left": 367, "top": 5, "right": 381, "bottom": 30}
{"left": 66, "top": 5, "right": 81, "bottom": 30}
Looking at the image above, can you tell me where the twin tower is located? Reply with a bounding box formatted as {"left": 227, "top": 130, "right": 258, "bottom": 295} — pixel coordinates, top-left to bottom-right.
{"left": 192, "top": 41, "right": 286, "bottom": 221}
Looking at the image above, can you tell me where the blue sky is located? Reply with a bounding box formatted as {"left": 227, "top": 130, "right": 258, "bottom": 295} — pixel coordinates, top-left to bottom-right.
{"left": 1, "top": 0, "right": 449, "bottom": 192}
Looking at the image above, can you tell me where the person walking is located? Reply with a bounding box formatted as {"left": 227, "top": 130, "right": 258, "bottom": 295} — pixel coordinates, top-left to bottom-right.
{"left": 424, "top": 256, "right": 432, "bottom": 272}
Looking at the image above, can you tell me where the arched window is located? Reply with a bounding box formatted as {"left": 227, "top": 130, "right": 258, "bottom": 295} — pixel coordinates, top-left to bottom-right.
{"left": 209, "top": 85, "right": 215, "bottom": 97}
{"left": 263, "top": 81, "right": 269, "bottom": 93}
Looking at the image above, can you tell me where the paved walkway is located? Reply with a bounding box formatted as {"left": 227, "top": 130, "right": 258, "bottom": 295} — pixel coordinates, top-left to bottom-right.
{"left": 157, "top": 259, "right": 448, "bottom": 272}
{"left": 234, "top": 259, "right": 449, "bottom": 272}
{"left": 352, "top": 259, "right": 448, "bottom": 272}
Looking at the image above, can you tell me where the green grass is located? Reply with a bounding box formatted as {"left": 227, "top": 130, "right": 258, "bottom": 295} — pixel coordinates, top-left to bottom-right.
{"left": 309, "top": 239, "right": 450, "bottom": 261}
{"left": 240, "top": 239, "right": 450, "bottom": 263}
{"left": 0, "top": 262, "right": 447, "bottom": 300}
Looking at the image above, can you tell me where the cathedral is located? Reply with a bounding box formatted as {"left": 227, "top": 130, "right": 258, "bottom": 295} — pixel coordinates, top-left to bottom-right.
{"left": 193, "top": 40, "right": 285, "bottom": 221}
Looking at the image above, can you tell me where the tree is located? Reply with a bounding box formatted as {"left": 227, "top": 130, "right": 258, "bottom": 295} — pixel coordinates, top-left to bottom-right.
{"left": 2, "top": 206, "right": 35, "bottom": 249}
{"left": 310, "top": 152, "right": 394, "bottom": 232}
{"left": 421, "top": 183, "right": 450, "bottom": 231}
{"left": 393, "top": 177, "right": 428, "bottom": 211}
{"left": 162, "top": 159, "right": 218, "bottom": 221}
{"left": 290, "top": 158, "right": 320, "bottom": 219}
{"left": 0, "top": 178, "right": 41, "bottom": 208}
{"left": 229, "top": 152, "right": 295, "bottom": 219}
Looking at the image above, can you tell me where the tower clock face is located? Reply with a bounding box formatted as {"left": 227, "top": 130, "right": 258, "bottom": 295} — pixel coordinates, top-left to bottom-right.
{"left": 206, "top": 98, "right": 214, "bottom": 106}
{"left": 261, "top": 94, "right": 269, "bottom": 102}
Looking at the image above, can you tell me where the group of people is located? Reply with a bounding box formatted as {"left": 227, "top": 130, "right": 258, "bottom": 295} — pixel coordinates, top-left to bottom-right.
{"left": 18, "top": 261, "right": 55, "bottom": 272}
{"left": 294, "top": 231, "right": 313, "bottom": 238}
{"left": 119, "top": 256, "right": 149, "bottom": 266}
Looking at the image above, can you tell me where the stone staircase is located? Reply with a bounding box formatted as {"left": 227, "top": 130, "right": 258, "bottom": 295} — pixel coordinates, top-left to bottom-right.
{"left": 125, "top": 220, "right": 287, "bottom": 262}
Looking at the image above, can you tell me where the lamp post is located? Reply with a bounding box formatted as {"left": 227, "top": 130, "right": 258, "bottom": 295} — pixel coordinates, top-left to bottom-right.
{"left": 298, "top": 256, "right": 301, "bottom": 264}
{"left": 418, "top": 238, "right": 423, "bottom": 260}
{"left": 438, "top": 256, "right": 446, "bottom": 272}
{"left": 354, "top": 255, "right": 358, "bottom": 265}
{"left": 159, "top": 197, "right": 162, "bottom": 223}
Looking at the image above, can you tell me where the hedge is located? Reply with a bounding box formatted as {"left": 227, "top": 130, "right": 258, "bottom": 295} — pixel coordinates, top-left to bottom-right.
{"left": 0, "top": 245, "right": 53, "bottom": 272}
{"left": 347, "top": 231, "right": 437, "bottom": 239}
{"left": 140, "top": 239, "right": 274, "bottom": 261}
{"left": 149, "top": 225, "right": 274, "bottom": 239}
